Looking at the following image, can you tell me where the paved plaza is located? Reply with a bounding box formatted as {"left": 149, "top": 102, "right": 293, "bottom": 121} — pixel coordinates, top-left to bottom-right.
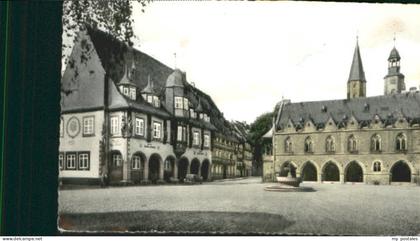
{"left": 59, "top": 177, "right": 420, "bottom": 235}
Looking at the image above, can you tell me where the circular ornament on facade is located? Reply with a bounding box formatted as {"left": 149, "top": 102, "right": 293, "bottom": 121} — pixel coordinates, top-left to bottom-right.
{"left": 67, "top": 116, "right": 81, "bottom": 138}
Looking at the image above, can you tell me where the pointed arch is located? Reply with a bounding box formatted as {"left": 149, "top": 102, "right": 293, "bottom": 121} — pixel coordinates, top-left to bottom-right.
{"left": 284, "top": 136, "right": 293, "bottom": 153}
{"left": 279, "top": 161, "right": 298, "bottom": 178}
{"left": 395, "top": 133, "right": 407, "bottom": 151}
{"left": 321, "top": 160, "right": 341, "bottom": 182}
{"left": 390, "top": 160, "right": 412, "bottom": 183}
{"left": 371, "top": 134, "right": 382, "bottom": 152}
{"left": 304, "top": 136, "right": 313, "bottom": 153}
{"left": 325, "top": 135, "right": 335, "bottom": 152}
{"left": 300, "top": 161, "right": 319, "bottom": 181}
{"left": 348, "top": 134, "right": 357, "bottom": 153}
{"left": 344, "top": 160, "right": 364, "bottom": 183}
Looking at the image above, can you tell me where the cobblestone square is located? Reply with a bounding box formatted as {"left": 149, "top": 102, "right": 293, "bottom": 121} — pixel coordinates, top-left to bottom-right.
{"left": 59, "top": 177, "right": 420, "bottom": 235}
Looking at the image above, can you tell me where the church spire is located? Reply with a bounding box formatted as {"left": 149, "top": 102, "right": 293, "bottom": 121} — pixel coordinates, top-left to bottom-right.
{"left": 347, "top": 37, "right": 367, "bottom": 99}
{"left": 348, "top": 38, "right": 366, "bottom": 82}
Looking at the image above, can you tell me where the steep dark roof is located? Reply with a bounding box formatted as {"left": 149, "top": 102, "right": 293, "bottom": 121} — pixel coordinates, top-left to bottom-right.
{"left": 276, "top": 92, "right": 420, "bottom": 129}
{"left": 348, "top": 41, "right": 366, "bottom": 82}
{"left": 86, "top": 26, "right": 234, "bottom": 132}
{"left": 388, "top": 47, "right": 401, "bottom": 61}
{"left": 86, "top": 26, "right": 173, "bottom": 96}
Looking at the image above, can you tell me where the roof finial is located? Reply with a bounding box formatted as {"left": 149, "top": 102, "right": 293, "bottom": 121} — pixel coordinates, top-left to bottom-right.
{"left": 393, "top": 32, "right": 396, "bottom": 47}
{"left": 174, "top": 52, "right": 177, "bottom": 69}
{"left": 356, "top": 30, "right": 359, "bottom": 44}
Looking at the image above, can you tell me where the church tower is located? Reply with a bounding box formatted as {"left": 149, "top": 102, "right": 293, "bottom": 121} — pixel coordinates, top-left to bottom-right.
{"left": 347, "top": 39, "right": 367, "bottom": 99}
{"left": 384, "top": 43, "right": 405, "bottom": 95}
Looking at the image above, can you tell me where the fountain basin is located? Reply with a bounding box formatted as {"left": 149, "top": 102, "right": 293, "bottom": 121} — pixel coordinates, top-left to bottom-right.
{"left": 276, "top": 176, "right": 302, "bottom": 187}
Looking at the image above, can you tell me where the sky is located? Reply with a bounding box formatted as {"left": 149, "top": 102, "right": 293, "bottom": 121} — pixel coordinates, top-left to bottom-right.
{"left": 63, "top": 1, "right": 420, "bottom": 124}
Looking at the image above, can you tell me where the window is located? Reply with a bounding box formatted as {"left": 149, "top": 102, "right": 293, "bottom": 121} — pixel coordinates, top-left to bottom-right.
{"left": 153, "top": 96, "right": 160, "bottom": 108}
{"left": 110, "top": 116, "right": 119, "bottom": 135}
{"left": 130, "top": 88, "right": 136, "bottom": 100}
{"left": 123, "top": 87, "right": 129, "bottom": 96}
{"left": 132, "top": 155, "right": 141, "bottom": 170}
{"left": 190, "top": 109, "right": 196, "bottom": 118}
{"left": 147, "top": 95, "right": 153, "bottom": 104}
{"left": 177, "top": 126, "right": 183, "bottom": 141}
{"left": 284, "top": 137, "right": 292, "bottom": 153}
{"left": 199, "top": 113, "right": 204, "bottom": 120}
{"left": 78, "top": 152, "right": 90, "bottom": 170}
{"left": 325, "top": 136, "right": 335, "bottom": 152}
{"left": 134, "top": 117, "right": 144, "bottom": 136}
{"left": 175, "top": 97, "right": 183, "bottom": 109}
{"left": 59, "top": 153, "right": 64, "bottom": 170}
{"left": 164, "top": 159, "right": 171, "bottom": 171}
{"left": 193, "top": 131, "right": 200, "bottom": 146}
{"left": 60, "top": 118, "right": 64, "bottom": 137}
{"left": 396, "top": 133, "right": 407, "bottom": 151}
{"left": 83, "top": 116, "right": 94, "bottom": 136}
{"left": 112, "top": 153, "right": 122, "bottom": 167}
{"left": 373, "top": 161, "right": 381, "bottom": 172}
{"left": 371, "top": 134, "right": 382, "bottom": 152}
{"left": 183, "top": 98, "right": 189, "bottom": 110}
{"left": 348, "top": 135, "right": 357, "bottom": 152}
{"left": 204, "top": 134, "right": 210, "bottom": 148}
{"left": 66, "top": 153, "right": 76, "bottom": 170}
{"left": 153, "top": 122, "right": 162, "bottom": 139}
{"left": 304, "top": 136, "right": 313, "bottom": 153}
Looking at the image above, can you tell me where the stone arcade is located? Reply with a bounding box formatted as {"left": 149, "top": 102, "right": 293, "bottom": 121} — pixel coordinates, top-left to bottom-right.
{"left": 263, "top": 39, "right": 420, "bottom": 185}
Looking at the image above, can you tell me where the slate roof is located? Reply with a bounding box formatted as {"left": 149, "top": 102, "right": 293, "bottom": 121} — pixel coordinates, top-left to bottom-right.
{"left": 388, "top": 47, "right": 401, "bottom": 61}
{"left": 348, "top": 41, "right": 366, "bottom": 82}
{"left": 276, "top": 92, "right": 420, "bottom": 130}
{"left": 62, "top": 26, "right": 244, "bottom": 138}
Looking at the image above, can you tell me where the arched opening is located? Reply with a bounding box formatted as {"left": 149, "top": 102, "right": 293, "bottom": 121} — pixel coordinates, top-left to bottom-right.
{"left": 279, "top": 161, "right": 296, "bottom": 178}
{"left": 222, "top": 165, "right": 227, "bottom": 179}
{"left": 345, "top": 161, "right": 363, "bottom": 183}
{"left": 201, "top": 159, "right": 210, "bottom": 180}
{"left": 322, "top": 161, "right": 340, "bottom": 182}
{"left": 163, "top": 156, "right": 175, "bottom": 182}
{"left": 130, "top": 152, "right": 146, "bottom": 184}
{"left": 391, "top": 161, "right": 411, "bottom": 182}
{"left": 178, "top": 157, "right": 189, "bottom": 182}
{"left": 191, "top": 159, "right": 200, "bottom": 175}
{"left": 302, "top": 162, "right": 317, "bottom": 181}
{"left": 148, "top": 153, "right": 162, "bottom": 183}
{"left": 109, "top": 150, "right": 123, "bottom": 184}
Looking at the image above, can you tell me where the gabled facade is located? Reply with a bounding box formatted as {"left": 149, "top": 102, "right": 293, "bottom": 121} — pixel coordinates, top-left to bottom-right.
{"left": 59, "top": 26, "right": 241, "bottom": 185}
{"left": 263, "top": 40, "right": 420, "bottom": 185}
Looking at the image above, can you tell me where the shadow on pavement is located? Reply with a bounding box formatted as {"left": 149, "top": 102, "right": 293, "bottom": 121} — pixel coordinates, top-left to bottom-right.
{"left": 59, "top": 210, "right": 295, "bottom": 234}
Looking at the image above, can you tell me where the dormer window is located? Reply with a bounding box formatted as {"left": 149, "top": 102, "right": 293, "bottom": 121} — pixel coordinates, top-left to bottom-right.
{"left": 190, "top": 109, "right": 196, "bottom": 119}
{"left": 183, "top": 98, "right": 189, "bottom": 110}
{"left": 130, "top": 88, "right": 136, "bottom": 100}
{"left": 175, "top": 96, "right": 183, "bottom": 109}
{"left": 153, "top": 96, "right": 160, "bottom": 108}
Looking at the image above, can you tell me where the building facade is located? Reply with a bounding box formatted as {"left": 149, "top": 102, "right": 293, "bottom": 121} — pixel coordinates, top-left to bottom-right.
{"left": 263, "top": 40, "right": 420, "bottom": 185}
{"left": 59, "top": 26, "right": 250, "bottom": 185}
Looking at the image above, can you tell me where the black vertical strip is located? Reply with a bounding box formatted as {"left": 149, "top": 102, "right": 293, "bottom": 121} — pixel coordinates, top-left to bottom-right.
{"left": 1, "top": 1, "right": 62, "bottom": 235}
{"left": 163, "top": 119, "right": 167, "bottom": 144}
{"left": 188, "top": 125, "right": 193, "bottom": 148}
{"left": 147, "top": 114, "right": 151, "bottom": 142}
{"left": 201, "top": 128, "right": 204, "bottom": 150}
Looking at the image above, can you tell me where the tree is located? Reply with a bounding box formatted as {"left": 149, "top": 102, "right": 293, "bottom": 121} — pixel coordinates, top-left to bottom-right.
{"left": 248, "top": 112, "right": 274, "bottom": 176}
{"left": 62, "top": 0, "right": 149, "bottom": 65}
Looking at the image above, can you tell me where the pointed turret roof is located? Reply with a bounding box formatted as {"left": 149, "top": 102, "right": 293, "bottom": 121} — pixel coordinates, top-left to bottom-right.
{"left": 119, "top": 62, "right": 136, "bottom": 87}
{"left": 388, "top": 47, "right": 401, "bottom": 61}
{"left": 141, "top": 75, "right": 156, "bottom": 94}
{"left": 196, "top": 98, "right": 204, "bottom": 112}
{"left": 348, "top": 40, "right": 366, "bottom": 82}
